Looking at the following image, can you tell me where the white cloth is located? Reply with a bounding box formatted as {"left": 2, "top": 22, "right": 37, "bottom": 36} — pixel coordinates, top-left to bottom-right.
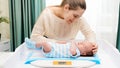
{"left": 4, "top": 39, "right": 120, "bottom": 68}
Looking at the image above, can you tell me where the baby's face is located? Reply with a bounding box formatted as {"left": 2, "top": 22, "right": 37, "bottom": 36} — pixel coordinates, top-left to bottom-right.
{"left": 77, "top": 41, "right": 93, "bottom": 56}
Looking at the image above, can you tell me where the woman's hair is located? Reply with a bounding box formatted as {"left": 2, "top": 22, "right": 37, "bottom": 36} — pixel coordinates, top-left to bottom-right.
{"left": 60, "top": 0, "right": 86, "bottom": 10}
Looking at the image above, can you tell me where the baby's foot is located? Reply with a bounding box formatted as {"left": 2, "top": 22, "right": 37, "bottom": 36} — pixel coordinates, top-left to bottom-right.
{"left": 25, "top": 38, "right": 36, "bottom": 49}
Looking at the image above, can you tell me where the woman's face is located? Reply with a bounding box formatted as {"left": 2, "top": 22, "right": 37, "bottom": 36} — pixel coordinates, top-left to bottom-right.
{"left": 63, "top": 6, "right": 85, "bottom": 24}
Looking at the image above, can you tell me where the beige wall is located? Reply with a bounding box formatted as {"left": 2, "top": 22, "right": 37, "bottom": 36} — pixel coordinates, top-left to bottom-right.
{"left": 0, "top": 0, "right": 9, "bottom": 17}
{"left": 0, "top": 0, "right": 10, "bottom": 41}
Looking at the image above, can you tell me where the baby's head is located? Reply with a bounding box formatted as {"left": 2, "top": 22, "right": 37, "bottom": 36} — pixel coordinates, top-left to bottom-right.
{"left": 82, "top": 49, "right": 93, "bottom": 56}
{"left": 77, "top": 41, "right": 94, "bottom": 56}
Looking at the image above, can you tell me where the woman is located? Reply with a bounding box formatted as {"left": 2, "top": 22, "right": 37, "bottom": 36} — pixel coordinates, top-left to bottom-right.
{"left": 30, "top": 0, "right": 98, "bottom": 54}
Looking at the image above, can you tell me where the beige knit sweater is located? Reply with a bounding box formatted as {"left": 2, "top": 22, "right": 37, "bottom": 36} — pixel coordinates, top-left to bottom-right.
{"left": 30, "top": 7, "right": 96, "bottom": 43}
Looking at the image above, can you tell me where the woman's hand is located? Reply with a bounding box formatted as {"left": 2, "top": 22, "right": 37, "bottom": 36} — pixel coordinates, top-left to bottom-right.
{"left": 82, "top": 41, "right": 98, "bottom": 54}
{"left": 91, "top": 42, "right": 98, "bottom": 54}
{"left": 78, "top": 41, "right": 98, "bottom": 54}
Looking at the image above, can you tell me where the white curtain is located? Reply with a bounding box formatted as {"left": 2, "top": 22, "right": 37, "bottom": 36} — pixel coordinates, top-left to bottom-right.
{"left": 83, "top": 0, "right": 119, "bottom": 46}
{"left": 46, "top": 0, "right": 119, "bottom": 46}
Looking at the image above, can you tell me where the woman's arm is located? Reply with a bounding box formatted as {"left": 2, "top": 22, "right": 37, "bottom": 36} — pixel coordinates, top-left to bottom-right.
{"left": 30, "top": 8, "right": 57, "bottom": 43}
{"left": 79, "top": 17, "right": 96, "bottom": 43}
{"left": 78, "top": 17, "right": 98, "bottom": 53}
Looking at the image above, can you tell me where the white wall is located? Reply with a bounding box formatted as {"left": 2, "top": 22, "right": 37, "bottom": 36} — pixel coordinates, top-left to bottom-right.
{"left": 46, "top": 0, "right": 119, "bottom": 46}
{"left": 46, "top": 0, "right": 62, "bottom": 7}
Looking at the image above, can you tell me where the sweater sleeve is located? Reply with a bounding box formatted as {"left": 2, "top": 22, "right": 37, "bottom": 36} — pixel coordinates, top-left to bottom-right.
{"left": 30, "top": 8, "right": 57, "bottom": 43}
{"left": 79, "top": 17, "right": 96, "bottom": 43}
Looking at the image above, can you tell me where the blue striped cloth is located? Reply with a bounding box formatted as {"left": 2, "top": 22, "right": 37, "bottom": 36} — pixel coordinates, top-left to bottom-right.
{"left": 42, "top": 42, "right": 80, "bottom": 58}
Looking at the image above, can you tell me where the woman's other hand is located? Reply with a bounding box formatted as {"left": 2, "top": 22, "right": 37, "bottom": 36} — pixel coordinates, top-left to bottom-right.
{"left": 91, "top": 42, "right": 98, "bottom": 54}
{"left": 79, "top": 41, "right": 98, "bottom": 54}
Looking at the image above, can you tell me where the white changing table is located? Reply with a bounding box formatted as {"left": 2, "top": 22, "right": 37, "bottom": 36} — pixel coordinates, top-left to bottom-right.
{"left": 3, "top": 39, "right": 120, "bottom": 68}
{"left": 0, "top": 52, "right": 13, "bottom": 68}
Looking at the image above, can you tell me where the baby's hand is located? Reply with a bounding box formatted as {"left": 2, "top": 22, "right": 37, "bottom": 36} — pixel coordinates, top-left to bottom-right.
{"left": 70, "top": 42, "right": 77, "bottom": 56}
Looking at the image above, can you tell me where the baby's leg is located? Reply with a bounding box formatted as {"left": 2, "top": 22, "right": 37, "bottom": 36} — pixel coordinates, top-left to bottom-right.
{"left": 41, "top": 42, "right": 51, "bottom": 53}
{"left": 25, "top": 38, "right": 51, "bottom": 52}
{"left": 25, "top": 38, "right": 36, "bottom": 49}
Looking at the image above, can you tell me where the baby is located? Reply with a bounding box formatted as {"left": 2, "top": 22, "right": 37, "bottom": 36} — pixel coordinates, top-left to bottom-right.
{"left": 25, "top": 38, "right": 94, "bottom": 58}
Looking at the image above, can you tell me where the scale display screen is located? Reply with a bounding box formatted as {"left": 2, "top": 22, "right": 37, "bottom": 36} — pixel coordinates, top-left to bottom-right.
{"left": 53, "top": 61, "right": 72, "bottom": 65}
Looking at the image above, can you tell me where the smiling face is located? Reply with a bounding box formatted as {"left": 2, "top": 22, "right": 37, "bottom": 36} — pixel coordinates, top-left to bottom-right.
{"left": 63, "top": 4, "right": 85, "bottom": 24}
